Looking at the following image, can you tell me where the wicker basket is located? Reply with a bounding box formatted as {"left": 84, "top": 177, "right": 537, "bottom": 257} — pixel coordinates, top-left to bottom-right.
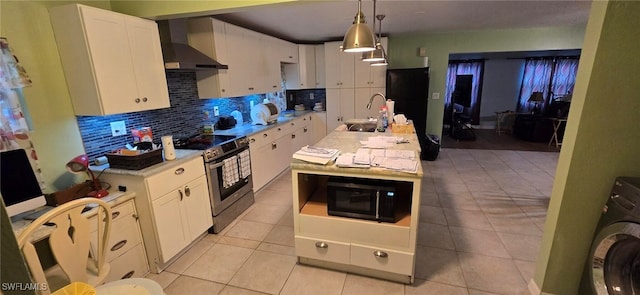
{"left": 106, "top": 148, "right": 163, "bottom": 170}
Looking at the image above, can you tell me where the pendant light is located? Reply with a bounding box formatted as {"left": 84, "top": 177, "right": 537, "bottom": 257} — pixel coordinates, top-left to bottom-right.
{"left": 363, "top": 14, "right": 388, "bottom": 64}
{"left": 341, "top": 0, "right": 375, "bottom": 53}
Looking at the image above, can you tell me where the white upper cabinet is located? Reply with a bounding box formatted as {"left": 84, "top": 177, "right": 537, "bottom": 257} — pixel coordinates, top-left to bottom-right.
{"left": 315, "top": 44, "right": 326, "bottom": 88}
{"left": 188, "top": 18, "right": 282, "bottom": 98}
{"left": 50, "top": 4, "right": 169, "bottom": 115}
{"left": 324, "top": 41, "right": 355, "bottom": 89}
{"left": 354, "top": 37, "right": 388, "bottom": 88}
{"left": 284, "top": 45, "right": 316, "bottom": 90}
{"left": 279, "top": 40, "right": 299, "bottom": 63}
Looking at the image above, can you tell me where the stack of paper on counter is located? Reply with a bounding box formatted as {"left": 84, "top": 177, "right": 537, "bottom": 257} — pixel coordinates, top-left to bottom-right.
{"left": 336, "top": 148, "right": 371, "bottom": 168}
{"left": 293, "top": 145, "right": 340, "bottom": 165}
{"left": 360, "top": 136, "right": 408, "bottom": 148}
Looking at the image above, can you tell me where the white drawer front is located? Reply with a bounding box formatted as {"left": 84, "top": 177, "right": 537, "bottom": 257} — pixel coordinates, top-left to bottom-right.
{"left": 90, "top": 201, "right": 135, "bottom": 233}
{"left": 295, "top": 236, "right": 350, "bottom": 264}
{"left": 350, "top": 243, "right": 414, "bottom": 275}
{"left": 104, "top": 245, "right": 148, "bottom": 282}
{"left": 146, "top": 157, "right": 204, "bottom": 199}
{"left": 90, "top": 215, "right": 141, "bottom": 262}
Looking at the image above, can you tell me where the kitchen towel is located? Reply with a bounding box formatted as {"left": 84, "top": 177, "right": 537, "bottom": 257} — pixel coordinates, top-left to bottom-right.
{"left": 238, "top": 150, "right": 251, "bottom": 178}
{"left": 222, "top": 156, "right": 239, "bottom": 188}
{"left": 161, "top": 135, "right": 176, "bottom": 160}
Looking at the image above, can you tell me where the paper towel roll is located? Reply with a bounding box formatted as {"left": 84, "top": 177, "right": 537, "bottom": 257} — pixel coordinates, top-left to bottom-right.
{"left": 386, "top": 100, "right": 395, "bottom": 123}
{"left": 162, "top": 135, "right": 176, "bottom": 161}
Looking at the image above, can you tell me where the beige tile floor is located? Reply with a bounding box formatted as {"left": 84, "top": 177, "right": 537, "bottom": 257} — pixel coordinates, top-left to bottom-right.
{"left": 147, "top": 148, "right": 559, "bottom": 295}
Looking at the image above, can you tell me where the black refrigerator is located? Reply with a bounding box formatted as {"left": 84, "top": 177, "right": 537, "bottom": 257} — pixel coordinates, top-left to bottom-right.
{"left": 386, "top": 67, "right": 431, "bottom": 159}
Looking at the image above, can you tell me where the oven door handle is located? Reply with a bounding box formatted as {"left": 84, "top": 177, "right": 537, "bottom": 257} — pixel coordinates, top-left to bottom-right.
{"left": 208, "top": 162, "right": 225, "bottom": 169}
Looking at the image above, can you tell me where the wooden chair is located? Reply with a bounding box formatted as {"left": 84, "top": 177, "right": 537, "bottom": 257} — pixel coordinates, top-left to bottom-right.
{"left": 17, "top": 198, "right": 163, "bottom": 295}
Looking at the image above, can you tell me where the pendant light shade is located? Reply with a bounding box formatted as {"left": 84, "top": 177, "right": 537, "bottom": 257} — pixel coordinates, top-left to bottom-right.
{"left": 362, "top": 14, "right": 387, "bottom": 63}
{"left": 341, "top": 0, "right": 375, "bottom": 53}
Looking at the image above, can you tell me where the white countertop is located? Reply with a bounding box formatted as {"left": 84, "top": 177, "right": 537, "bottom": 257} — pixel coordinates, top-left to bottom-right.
{"left": 214, "top": 111, "right": 322, "bottom": 137}
{"left": 90, "top": 149, "right": 203, "bottom": 177}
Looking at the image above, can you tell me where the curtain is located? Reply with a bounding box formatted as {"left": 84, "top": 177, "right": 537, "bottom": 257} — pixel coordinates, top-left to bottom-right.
{"left": 550, "top": 58, "right": 579, "bottom": 99}
{"left": 517, "top": 59, "right": 553, "bottom": 113}
{"left": 517, "top": 57, "right": 579, "bottom": 113}
{"left": 444, "top": 60, "right": 484, "bottom": 124}
{"left": 0, "top": 37, "right": 45, "bottom": 189}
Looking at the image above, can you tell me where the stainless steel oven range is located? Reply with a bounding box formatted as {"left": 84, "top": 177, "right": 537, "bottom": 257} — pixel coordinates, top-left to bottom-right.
{"left": 174, "top": 134, "right": 254, "bottom": 233}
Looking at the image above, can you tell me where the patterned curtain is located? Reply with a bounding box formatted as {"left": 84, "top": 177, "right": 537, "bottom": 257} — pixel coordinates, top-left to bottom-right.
{"left": 0, "top": 37, "right": 45, "bottom": 189}
{"left": 517, "top": 58, "right": 553, "bottom": 113}
{"left": 550, "top": 58, "right": 579, "bottom": 99}
{"left": 444, "top": 60, "right": 484, "bottom": 124}
{"left": 517, "top": 57, "right": 579, "bottom": 113}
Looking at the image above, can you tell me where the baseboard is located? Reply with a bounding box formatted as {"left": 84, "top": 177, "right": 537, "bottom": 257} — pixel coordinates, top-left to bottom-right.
{"left": 528, "top": 279, "right": 556, "bottom": 295}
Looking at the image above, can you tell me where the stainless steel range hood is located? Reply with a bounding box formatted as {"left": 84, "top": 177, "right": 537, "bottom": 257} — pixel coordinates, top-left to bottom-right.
{"left": 158, "top": 19, "right": 228, "bottom": 70}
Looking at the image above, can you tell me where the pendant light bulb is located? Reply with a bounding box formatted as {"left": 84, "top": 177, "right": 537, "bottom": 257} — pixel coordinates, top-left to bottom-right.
{"left": 341, "top": 0, "right": 375, "bottom": 53}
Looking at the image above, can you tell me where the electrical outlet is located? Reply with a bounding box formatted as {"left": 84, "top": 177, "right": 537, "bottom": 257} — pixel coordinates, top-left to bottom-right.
{"left": 432, "top": 92, "right": 440, "bottom": 100}
{"left": 213, "top": 106, "right": 220, "bottom": 116}
{"left": 110, "top": 121, "right": 126, "bottom": 137}
{"left": 310, "top": 92, "right": 314, "bottom": 100}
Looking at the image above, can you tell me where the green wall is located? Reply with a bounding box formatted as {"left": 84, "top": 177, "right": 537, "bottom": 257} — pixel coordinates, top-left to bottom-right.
{"left": 535, "top": 1, "right": 640, "bottom": 294}
{"left": 387, "top": 26, "right": 585, "bottom": 137}
{"left": 110, "top": 0, "right": 297, "bottom": 19}
{"left": 0, "top": 1, "right": 111, "bottom": 191}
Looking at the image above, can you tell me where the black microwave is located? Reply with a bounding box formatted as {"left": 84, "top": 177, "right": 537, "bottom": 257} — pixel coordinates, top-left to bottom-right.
{"left": 327, "top": 177, "right": 396, "bottom": 223}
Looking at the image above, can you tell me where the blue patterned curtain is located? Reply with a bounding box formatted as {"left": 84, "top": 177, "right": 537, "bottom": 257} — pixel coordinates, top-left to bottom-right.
{"left": 517, "top": 57, "right": 579, "bottom": 113}
{"left": 444, "top": 60, "right": 484, "bottom": 123}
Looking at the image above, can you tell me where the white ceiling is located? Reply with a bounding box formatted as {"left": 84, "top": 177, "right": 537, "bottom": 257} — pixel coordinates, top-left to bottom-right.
{"left": 211, "top": 0, "right": 593, "bottom": 44}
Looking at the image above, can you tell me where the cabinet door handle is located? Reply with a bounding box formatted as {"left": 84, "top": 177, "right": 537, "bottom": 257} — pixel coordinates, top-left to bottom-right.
{"left": 179, "top": 189, "right": 184, "bottom": 201}
{"left": 277, "top": 127, "right": 282, "bottom": 131}
{"left": 132, "top": 213, "right": 139, "bottom": 221}
{"left": 222, "top": 89, "right": 226, "bottom": 93}
{"left": 184, "top": 185, "right": 191, "bottom": 197}
{"left": 142, "top": 97, "right": 148, "bottom": 102}
{"left": 303, "top": 127, "right": 308, "bottom": 133}
{"left": 135, "top": 98, "right": 141, "bottom": 103}
{"left": 291, "top": 122, "right": 295, "bottom": 126}
{"left": 272, "top": 142, "right": 277, "bottom": 150}
{"left": 273, "top": 85, "right": 277, "bottom": 88}
{"left": 121, "top": 271, "right": 135, "bottom": 279}
{"left": 373, "top": 250, "right": 388, "bottom": 258}
{"left": 250, "top": 138, "right": 256, "bottom": 143}
{"left": 111, "top": 240, "right": 127, "bottom": 252}
{"left": 263, "top": 133, "right": 268, "bottom": 138}
{"left": 315, "top": 242, "right": 328, "bottom": 249}
{"left": 112, "top": 211, "right": 120, "bottom": 220}
{"left": 291, "top": 134, "right": 296, "bottom": 139}
{"left": 175, "top": 168, "right": 185, "bottom": 175}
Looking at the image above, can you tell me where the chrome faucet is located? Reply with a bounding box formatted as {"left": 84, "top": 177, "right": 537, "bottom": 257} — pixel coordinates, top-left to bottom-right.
{"left": 367, "top": 92, "right": 386, "bottom": 109}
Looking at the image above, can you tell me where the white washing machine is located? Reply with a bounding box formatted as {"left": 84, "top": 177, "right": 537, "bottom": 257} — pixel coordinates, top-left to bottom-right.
{"left": 587, "top": 177, "right": 640, "bottom": 295}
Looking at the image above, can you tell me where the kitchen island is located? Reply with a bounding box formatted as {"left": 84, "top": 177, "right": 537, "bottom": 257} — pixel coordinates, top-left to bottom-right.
{"left": 291, "top": 129, "right": 423, "bottom": 284}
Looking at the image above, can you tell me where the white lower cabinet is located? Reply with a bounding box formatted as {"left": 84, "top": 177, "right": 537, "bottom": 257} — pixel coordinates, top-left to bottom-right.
{"left": 295, "top": 236, "right": 350, "bottom": 264}
{"left": 151, "top": 175, "right": 211, "bottom": 263}
{"left": 89, "top": 199, "right": 149, "bottom": 282}
{"left": 350, "top": 244, "right": 414, "bottom": 275}
{"left": 99, "top": 156, "right": 212, "bottom": 273}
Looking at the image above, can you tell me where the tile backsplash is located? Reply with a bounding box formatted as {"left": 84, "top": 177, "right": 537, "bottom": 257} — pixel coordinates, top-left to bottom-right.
{"left": 77, "top": 71, "right": 289, "bottom": 161}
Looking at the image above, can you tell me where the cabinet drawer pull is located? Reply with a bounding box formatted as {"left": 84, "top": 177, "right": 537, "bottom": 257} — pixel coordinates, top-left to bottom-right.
{"left": 272, "top": 143, "right": 277, "bottom": 150}
{"left": 142, "top": 97, "right": 148, "bottom": 102}
{"left": 134, "top": 98, "right": 141, "bottom": 103}
{"left": 277, "top": 127, "right": 282, "bottom": 131}
{"left": 315, "top": 242, "right": 328, "bottom": 249}
{"left": 291, "top": 122, "right": 295, "bottom": 126}
{"left": 273, "top": 85, "right": 277, "bottom": 88}
{"left": 291, "top": 134, "right": 296, "bottom": 139}
{"left": 373, "top": 251, "right": 388, "bottom": 258}
{"left": 179, "top": 189, "right": 184, "bottom": 201}
{"left": 112, "top": 211, "right": 120, "bottom": 219}
{"left": 249, "top": 138, "right": 256, "bottom": 143}
{"left": 175, "top": 168, "right": 185, "bottom": 175}
{"left": 303, "top": 127, "right": 308, "bottom": 133}
{"left": 121, "top": 271, "right": 135, "bottom": 279}
{"left": 263, "top": 133, "right": 268, "bottom": 138}
{"left": 111, "top": 240, "right": 127, "bottom": 252}
{"left": 185, "top": 186, "right": 191, "bottom": 197}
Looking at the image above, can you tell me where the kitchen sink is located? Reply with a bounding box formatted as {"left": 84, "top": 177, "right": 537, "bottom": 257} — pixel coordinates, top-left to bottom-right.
{"left": 345, "top": 119, "right": 378, "bottom": 132}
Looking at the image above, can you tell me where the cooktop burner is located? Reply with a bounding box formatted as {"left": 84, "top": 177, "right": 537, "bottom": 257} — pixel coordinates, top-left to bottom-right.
{"left": 174, "top": 134, "right": 238, "bottom": 150}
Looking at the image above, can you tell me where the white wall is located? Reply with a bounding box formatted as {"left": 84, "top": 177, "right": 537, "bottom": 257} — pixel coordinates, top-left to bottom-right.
{"left": 479, "top": 59, "right": 524, "bottom": 118}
